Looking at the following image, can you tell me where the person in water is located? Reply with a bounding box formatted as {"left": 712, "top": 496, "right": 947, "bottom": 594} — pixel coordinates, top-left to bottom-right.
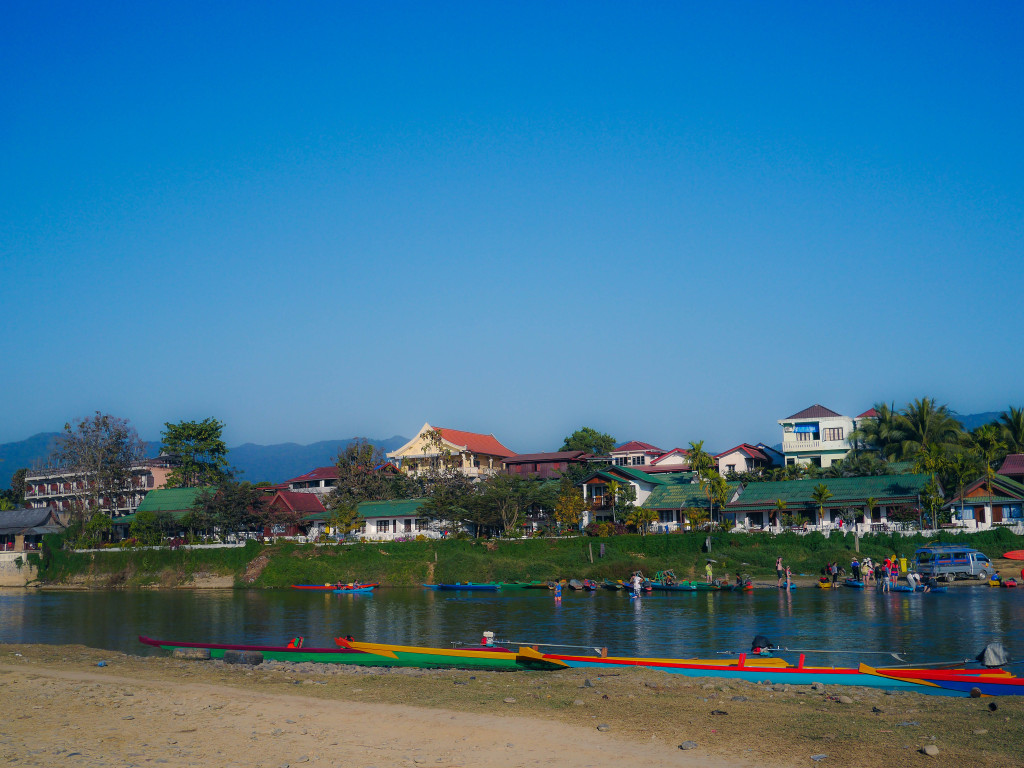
{"left": 776, "top": 556, "right": 785, "bottom": 587}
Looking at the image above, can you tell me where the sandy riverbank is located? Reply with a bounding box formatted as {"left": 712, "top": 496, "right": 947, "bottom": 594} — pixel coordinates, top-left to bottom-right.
{"left": 2, "top": 644, "right": 1021, "bottom": 768}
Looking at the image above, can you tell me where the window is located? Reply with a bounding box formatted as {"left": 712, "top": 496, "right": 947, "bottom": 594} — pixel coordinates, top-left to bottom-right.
{"left": 415, "top": 519, "right": 427, "bottom": 531}
{"left": 1005, "top": 505, "right": 1023, "bottom": 519}
{"left": 631, "top": 456, "right": 645, "bottom": 465}
{"left": 376, "top": 520, "right": 390, "bottom": 533}
{"left": 614, "top": 457, "right": 627, "bottom": 466}
{"left": 726, "top": 464, "right": 735, "bottom": 473}
{"left": 404, "top": 519, "right": 413, "bottom": 532}
{"left": 823, "top": 427, "right": 844, "bottom": 442}
{"left": 795, "top": 431, "right": 817, "bottom": 442}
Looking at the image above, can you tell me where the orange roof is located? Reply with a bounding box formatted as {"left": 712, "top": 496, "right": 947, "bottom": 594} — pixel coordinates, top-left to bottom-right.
{"left": 436, "top": 427, "right": 515, "bottom": 458}
{"left": 267, "top": 490, "right": 326, "bottom": 514}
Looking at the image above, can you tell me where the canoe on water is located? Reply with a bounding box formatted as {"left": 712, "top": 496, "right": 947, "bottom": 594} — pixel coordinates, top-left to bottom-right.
{"left": 501, "top": 581, "right": 548, "bottom": 590}
{"left": 333, "top": 587, "right": 374, "bottom": 594}
{"left": 291, "top": 583, "right": 379, "bottom": 591}
{"left": 843, "top": 579, "right": 865, "bottom": 589}
{"left": 422, "top": 582, "right": 501, "bottom": 591}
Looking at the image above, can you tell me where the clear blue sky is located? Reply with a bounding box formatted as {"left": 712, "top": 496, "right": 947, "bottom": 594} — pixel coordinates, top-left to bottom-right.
{"left": 2, "top": 2, "right": 1022, "bottom": 452}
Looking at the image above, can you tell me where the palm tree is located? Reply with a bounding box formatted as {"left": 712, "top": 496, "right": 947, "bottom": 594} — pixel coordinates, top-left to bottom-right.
{"left": 849, "top": 402, "right": 904, "bottom": 460}
{"left": 971, "top": 424, "right": 1007, "bottom": 495}
{"left": 626, "top": 506, "right": 657, "bottom": 536}
{"left": 913, "top": 442, "right": 950, "bottom": 485}
{"left": 772, "top": 498, "right": 787, "bottom": 530}
{"left": 999, "top": 406, "right": 1024, "bottom": 454}
{"left": 896, "top": 398, "right": 963, "bottom": 459}
{"left": 863, "top": 496, "right": 882, "bottom": 529}
{"left": 811, "top": 483, "right": 833, "bottom": 528}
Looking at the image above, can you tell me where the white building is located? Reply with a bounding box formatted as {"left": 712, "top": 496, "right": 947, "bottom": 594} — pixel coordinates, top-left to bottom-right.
{"left": 777, "top": 405, "right": 854, "bottom": 468}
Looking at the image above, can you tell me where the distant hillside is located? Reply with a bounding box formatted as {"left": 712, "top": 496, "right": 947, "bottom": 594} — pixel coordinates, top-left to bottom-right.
{"left": 0, "top": 433, "right": 408, "bottom": 489}
{"left": 953, "top": 412, "right": 1003, "bottom": 431}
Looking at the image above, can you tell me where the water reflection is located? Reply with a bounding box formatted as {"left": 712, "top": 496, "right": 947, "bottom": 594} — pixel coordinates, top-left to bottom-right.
{"left": 1, "top": 587, "right": 1021, "bottom": 667}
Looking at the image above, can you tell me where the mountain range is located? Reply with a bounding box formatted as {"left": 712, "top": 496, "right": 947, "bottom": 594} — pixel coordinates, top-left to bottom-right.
{"left": 0, "top": 433, "right": 409, "bottom": 490}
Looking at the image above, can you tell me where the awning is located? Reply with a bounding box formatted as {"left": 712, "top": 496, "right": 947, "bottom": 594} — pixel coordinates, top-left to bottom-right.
{"left": 793, "top": 425, "right": 818, "bottom": 433}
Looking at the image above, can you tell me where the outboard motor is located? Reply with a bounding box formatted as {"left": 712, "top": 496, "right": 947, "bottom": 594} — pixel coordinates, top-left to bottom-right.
{"left": 751, "top": 634, "right": 772, "bottom": 654}
{"left": 977, "top": 642, "right": 1010, "bottom": 668}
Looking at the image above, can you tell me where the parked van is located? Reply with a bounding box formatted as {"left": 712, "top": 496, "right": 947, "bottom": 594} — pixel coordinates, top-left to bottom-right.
{"left": 914, "top": 545, "right": 993, "bottom": 582}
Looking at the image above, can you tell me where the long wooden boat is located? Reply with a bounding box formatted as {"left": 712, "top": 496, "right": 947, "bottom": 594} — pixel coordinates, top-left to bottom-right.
{"left": 602, "top": 579, "right": 624, "bottom": 590}
{"left": 650, "top": 581, "right": 696, "bottom": 592}
{"left": 858, "top": 663, "right": 1024, "bottom": 696}
{"left": 531, "top": 649, "right": 989, "bottom": 692}
{"left": 291, "top": 583, "right": 379, "bottom": 591}
{"left": 422, "top": 582, "right": 501, "bottom": 591}
{"left": 139, "top": 635, "right": 562, "bottom": 671}
{"left": 501, "top": 581, "right": 548, "bottom": 589}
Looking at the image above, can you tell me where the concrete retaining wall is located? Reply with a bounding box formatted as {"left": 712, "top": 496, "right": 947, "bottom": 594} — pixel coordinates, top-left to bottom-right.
{"left": 0, "top": 552, "right": 38, "bottom": 587}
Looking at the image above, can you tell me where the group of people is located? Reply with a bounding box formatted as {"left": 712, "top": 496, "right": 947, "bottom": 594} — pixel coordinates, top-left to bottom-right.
{"left": 775, "top": 556, "right": 792, "bottom": 587}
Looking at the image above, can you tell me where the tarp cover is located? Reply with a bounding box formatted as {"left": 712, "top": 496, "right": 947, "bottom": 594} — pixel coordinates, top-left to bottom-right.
{"left": 977, "top": 642, "right": 1010, "bottom": 668}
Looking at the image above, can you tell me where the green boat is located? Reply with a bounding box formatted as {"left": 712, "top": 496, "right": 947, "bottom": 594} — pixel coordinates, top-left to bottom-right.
{"left": 500, "top": 581, "right": 548, "bottom": 589}
{"left": 139, "top": 635, "right": 564, "bottom": 671}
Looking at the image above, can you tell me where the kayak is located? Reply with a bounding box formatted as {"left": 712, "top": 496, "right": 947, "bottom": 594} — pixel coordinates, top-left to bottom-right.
{"left": 333, "top": 587, "right": 374, "bottom": 594}
{"left": 422, "top": 582, "right": 501, "bottom": 591}
{"left": 1002, "top": 550, "right": 1024, "bottom": 560}
{"left": 292, "top": 583, "right": 379, "bottom": 591}
{"left": 843, "top": 579, "right": 865, "bottom": 589}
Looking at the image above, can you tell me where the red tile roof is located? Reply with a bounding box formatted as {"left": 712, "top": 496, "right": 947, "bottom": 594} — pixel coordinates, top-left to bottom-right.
{"left": 857, "top": 408, "right": 879, "bottom": 419}
{"left": 785, "top": 404, "right": 843, "bottom": 420}
{"left": 999, "top": 454, "right": 1024, "bottom": 476}
{"left": 650, "top": 448, "right": 690, "bottom": 465}
{"left": 612, "top": 441, "right": 664, "bottom": 454}
{"left": 284, "top": 466, "right": 338, "bottom": 484}
{"left": 437, "top": 428, "right": 515, "bottom": 458}
{"left": 267, "top": 490, "right": 327, "bottom": 514}
{"left": 714, "top": 443, "right": 769, "bottom": 462}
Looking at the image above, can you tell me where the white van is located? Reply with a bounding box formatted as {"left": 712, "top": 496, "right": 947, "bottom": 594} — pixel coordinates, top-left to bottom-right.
{"left": 914, "top": 545, "right": 993, "bottom": 582}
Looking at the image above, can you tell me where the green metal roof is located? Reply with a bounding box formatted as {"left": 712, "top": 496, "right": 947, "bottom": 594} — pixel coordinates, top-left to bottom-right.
{"left": 114, "top": 509, "right": 192, "bottom": 525}
{"left": 135, "top": 487, "right": 212, "bottom": 513}
{"left": 943, "top": 474, "right": 1024, "bottom": 508}
{"left": 642, "top": 480, "right": 742, "bottom": 510}
{"left": 355, "top": 498, "right": 429, "bottom": 519}
{"left": 585, "top": 466, "right": 667, "bottom": 486}
{"left": 726, "top": 474, "right": 930, "bottom": 512}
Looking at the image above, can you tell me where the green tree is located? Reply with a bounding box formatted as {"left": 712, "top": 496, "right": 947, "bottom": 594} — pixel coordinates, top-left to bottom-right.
{"left": 553, "top": 478, "right": 587, "bottom": 532}
{"left": 998, "top": 405, "right": 1024, "bottom": 454}
{"left": 327, "top": 438, "right": 415, "bottom": 510}
{"left": 160, "top": 418, "right": 230, "bottom": 487}
{"left": 130, "top": 510, "right": 164, "bottom": 546}
{"left": 191, "top": 481, "right": 264, "bottom": 537}
{"left": 7, "top": 468, "right": 27, "bottom": 506}
{"left": 895, "top": 398, "right": 963, "bottom": 459}
{"left": 50, "top": 412, "right": 145, "bottom": 520}
{"left": 811, "top": 483, "right": 833, "bottom": 527}
{"left": 472, "top": 473, "right": 537, "bottom": 536}
{"left": 864, "top": 496, "right": 878, "bottom": 526}
{"left": 626, "top": 505, "right": 658, "bottom": 535}
{"left": 326, "top": 502, "right": 365, "bottom": 539}
{"left": 849, "top": 402, "right": 904, "bottom": 460}
{"left": 772, "top": 498, "right": 787, "bottom": 528}
{"left": 0, "top": 497, "right": 14, "bottom": 511}
{"left": 946, "top": 451, "right": 981, "bottom": 520}
{"left": 559, "top": 427, "right": 616, "bottom": 455}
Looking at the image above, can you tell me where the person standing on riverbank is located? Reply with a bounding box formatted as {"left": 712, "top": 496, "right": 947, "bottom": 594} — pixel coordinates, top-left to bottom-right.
{"left": 776, "top": 556, "right": 785, "bottom": 587}
{"left": 851, "top": 556, "right": 861, "bottom": 581}
{"left": 705, "top": 560, "right": 713, "bottom": 583}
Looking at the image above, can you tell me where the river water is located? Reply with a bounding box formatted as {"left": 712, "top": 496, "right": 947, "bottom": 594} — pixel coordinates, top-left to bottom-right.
{"left": 2, "top": 586, "right": 1022, "bottom": 668}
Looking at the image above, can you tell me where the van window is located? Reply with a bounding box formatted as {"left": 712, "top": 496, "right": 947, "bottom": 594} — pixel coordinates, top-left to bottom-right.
{"left": 975, "top": 554, "right": 990, "bottom": 562}
{"left": 954, "top": 552, "right": 966, "bottom": 559}
{"left": 918, "top": 552, "right": 932, "bottom": 563}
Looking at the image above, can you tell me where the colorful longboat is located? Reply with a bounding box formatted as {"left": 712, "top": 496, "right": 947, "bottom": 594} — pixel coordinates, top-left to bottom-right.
{"left": 138, "top": 635, "right": 562, "bottom": 671}
{"left": 291, "top": 583, "right": 379, "bottom": 591}
{"left": 422, "top": 582, "right": 501, "bottom": 591}
{"left": 858, "top": 664, "right": 1024, "bottom": 696}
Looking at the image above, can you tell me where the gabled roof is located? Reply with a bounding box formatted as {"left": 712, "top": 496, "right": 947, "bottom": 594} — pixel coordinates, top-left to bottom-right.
{"left": 268, "top": 490, "right": 326, "bottom": 514}
{"left": 503, "top": 451, "right": 591, "bottom": 465}
{"left": 612, "top": 441, "right": 664, "bottom": 454}
{"left": 944, "top": 474, "right": 1024, "bottom": 507}
{"left": 355, "top": 498, "right": 429, "bottom": 519}
{"left": 436, "top": 427, "right": 515, "bottom": 458}
{"left": 0, "top": 506, "right": 65, "bottom": 536}
{"left": 714, "top": 443, "right": 769, "bottom": 462}
{"left": 784, "top": 404, "right": 843, "bottom": 420}
{"left": 650, "top": 448, "right": 689, "bottom": 465}
{"left": 643, "top": 480, "right": 742, "bottom": 511}
{"left": 582, "top": 466, "right": 668, "bottom": 486}
{"left": 857, "top": 408, "right": 879, "bottom": 419}
{"left": 285, "top": 466, "right": 338, "bottom": 484}
{"left": 136, "top": 487, "right": 212, "bottom": 514}
{"left": 726, "top": 474, "right": 931, "bottom": 512}
{"left": 998, "top": 454, "right": 1024, "bottom": 477}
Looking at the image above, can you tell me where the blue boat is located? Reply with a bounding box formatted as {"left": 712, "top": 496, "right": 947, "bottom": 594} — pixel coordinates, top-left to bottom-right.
{"left": 843, "top": 578, "right": 865, "bottom": 589}
{"left": 333, "top": 587, "right": 374, "bottom": 594}
{"left": 423, "top": 582, "right": 501, "bottom": 591}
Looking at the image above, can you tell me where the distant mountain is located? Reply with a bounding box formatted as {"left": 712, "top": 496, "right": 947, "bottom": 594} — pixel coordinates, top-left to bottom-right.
{"left": 953, "top": 412, "right": 1003, "bottom": 432}
{"left": 0, "top": 433, "right": 409, "bottom": 489}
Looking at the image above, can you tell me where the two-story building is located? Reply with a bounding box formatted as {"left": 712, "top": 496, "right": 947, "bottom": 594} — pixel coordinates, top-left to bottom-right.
{"left": 502, "top": 451, "right": 592, "bottom": 479}
{"left": 778, "top": 405, "right": 854, "bottom": 468}
{"left": 387, "top": 423, "right": 515, "bottom": 478}
{"left": 608, "top": 441, "right": 664, "bottom": 467}
{"left": 715, "top": 443, "right": 783, "bottom": 476}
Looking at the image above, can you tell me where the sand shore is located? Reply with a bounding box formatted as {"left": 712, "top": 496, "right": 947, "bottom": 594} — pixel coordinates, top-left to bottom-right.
{"left": 2, "top": 643, "right": 1021, "bottom": 768}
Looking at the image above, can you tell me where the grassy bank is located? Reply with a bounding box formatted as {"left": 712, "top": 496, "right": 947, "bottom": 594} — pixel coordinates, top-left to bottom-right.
{"left": 31, "top": 527, "right": 1024, "bottom": 588}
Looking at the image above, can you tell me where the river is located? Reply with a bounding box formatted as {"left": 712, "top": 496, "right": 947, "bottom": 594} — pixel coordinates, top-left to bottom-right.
{"left": 2, "top": 586, "right": 1022, "bottom": 667}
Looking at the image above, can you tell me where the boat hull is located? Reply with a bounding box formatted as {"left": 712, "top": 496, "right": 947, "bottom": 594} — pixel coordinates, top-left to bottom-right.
{"left": 422, "top": 583, "right": 501, "bottom": 591}
{"left": 859, "top": 664, "right": 1024, "bottom": 696}
{"left": 138, "top": 636, "right": 561, "bottom": 671}
{"left": 291, "top": 583, "right": 379, "bottom": 591}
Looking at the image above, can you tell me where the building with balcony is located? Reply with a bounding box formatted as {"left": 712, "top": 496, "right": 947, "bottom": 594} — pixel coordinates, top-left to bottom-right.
{"left": 580, "top": 465, "right": 669, "bottom": 523}
{"left": 777, "top": 404, "right": 854, "bottom": 467}
{"left": 944, "top": 474, "right": 1024, "bottom": 530}
{"left": 386, "top": 423, "right": 515, "bottom": 479}
{"left": 715, "top": 443, "right": 783, "bottom": 476}
{"left": 608, "top": 441, "right": 664, "bottom": 467}
{"left": 24, "top": 456, "right": 176, "bottom": 518}
{"left": 285, "top": 466, "right": 339, "bottom": 495}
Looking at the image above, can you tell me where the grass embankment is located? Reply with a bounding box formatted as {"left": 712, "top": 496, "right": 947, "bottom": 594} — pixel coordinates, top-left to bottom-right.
{"left": 33, "top": 527, "right": 1024, "bottom": 588}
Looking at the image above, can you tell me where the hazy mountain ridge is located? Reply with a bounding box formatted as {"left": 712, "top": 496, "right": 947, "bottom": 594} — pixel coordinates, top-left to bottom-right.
{"left": 0, "top": 434, "right": 409, "bottom": 489}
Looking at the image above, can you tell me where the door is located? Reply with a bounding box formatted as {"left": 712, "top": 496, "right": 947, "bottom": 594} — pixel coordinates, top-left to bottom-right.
{"left": 992, "top": 506, "right": 1003, "bottom": 524}
{"left": 976, "top": 506, "right": 987, "bottom": 524}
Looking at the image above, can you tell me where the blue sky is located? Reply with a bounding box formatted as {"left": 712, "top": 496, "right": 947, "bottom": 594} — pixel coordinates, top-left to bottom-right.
{"left": 2, "top": 2, "right": 1022, "bottom": 453}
